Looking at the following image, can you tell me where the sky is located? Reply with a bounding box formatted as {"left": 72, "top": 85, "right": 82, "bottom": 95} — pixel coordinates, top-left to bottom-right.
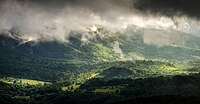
{"left": 0, "top": 0, "right": 200, "bottom": 41}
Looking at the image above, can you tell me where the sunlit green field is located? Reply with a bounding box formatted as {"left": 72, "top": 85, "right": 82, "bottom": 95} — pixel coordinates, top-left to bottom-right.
{"left": 94, "top": 86, "right": 123, "bottom": 93}
{"left": 0, "top": 77, "right": 51, "bottom": 85}
{"left": 62, "top": 84, "right": 81, "bottom": 91}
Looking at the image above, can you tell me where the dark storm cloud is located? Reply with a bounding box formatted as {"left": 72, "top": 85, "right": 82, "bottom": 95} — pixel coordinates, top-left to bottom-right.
{"left": 133, "top": 0, "right": 200, "bottom": 18}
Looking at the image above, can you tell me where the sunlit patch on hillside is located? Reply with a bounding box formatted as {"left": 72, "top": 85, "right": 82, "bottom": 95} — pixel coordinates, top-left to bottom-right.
{"left": 0, "top": 77, "right": 51, "bottom": 86}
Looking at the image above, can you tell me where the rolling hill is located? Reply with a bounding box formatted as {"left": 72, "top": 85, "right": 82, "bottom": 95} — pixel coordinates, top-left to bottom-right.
{"left": 1, "top": 26, "right": 200, "bottom": 104}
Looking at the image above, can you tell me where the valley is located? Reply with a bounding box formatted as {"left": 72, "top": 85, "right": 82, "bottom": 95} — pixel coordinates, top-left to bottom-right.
{"left": 1, "top": 25, "right": 200, "bottom": 104}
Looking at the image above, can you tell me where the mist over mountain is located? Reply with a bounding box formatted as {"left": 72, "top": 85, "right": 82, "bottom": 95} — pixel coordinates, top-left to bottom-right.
{"left": 1, "top": 0, "right": 200, "bottom": 42}
{"left": 1, "top": 0, "right": 200, "bottom": 104}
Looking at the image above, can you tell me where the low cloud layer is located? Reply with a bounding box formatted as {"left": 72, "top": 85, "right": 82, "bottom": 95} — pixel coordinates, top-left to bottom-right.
{"left": 0, "top": 0, "right": 200, "bottom": 42}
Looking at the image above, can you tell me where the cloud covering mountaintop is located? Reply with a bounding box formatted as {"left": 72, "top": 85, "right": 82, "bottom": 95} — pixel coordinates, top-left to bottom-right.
{"left": 0, "top": 0, "right": 200, "bottom": 42}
